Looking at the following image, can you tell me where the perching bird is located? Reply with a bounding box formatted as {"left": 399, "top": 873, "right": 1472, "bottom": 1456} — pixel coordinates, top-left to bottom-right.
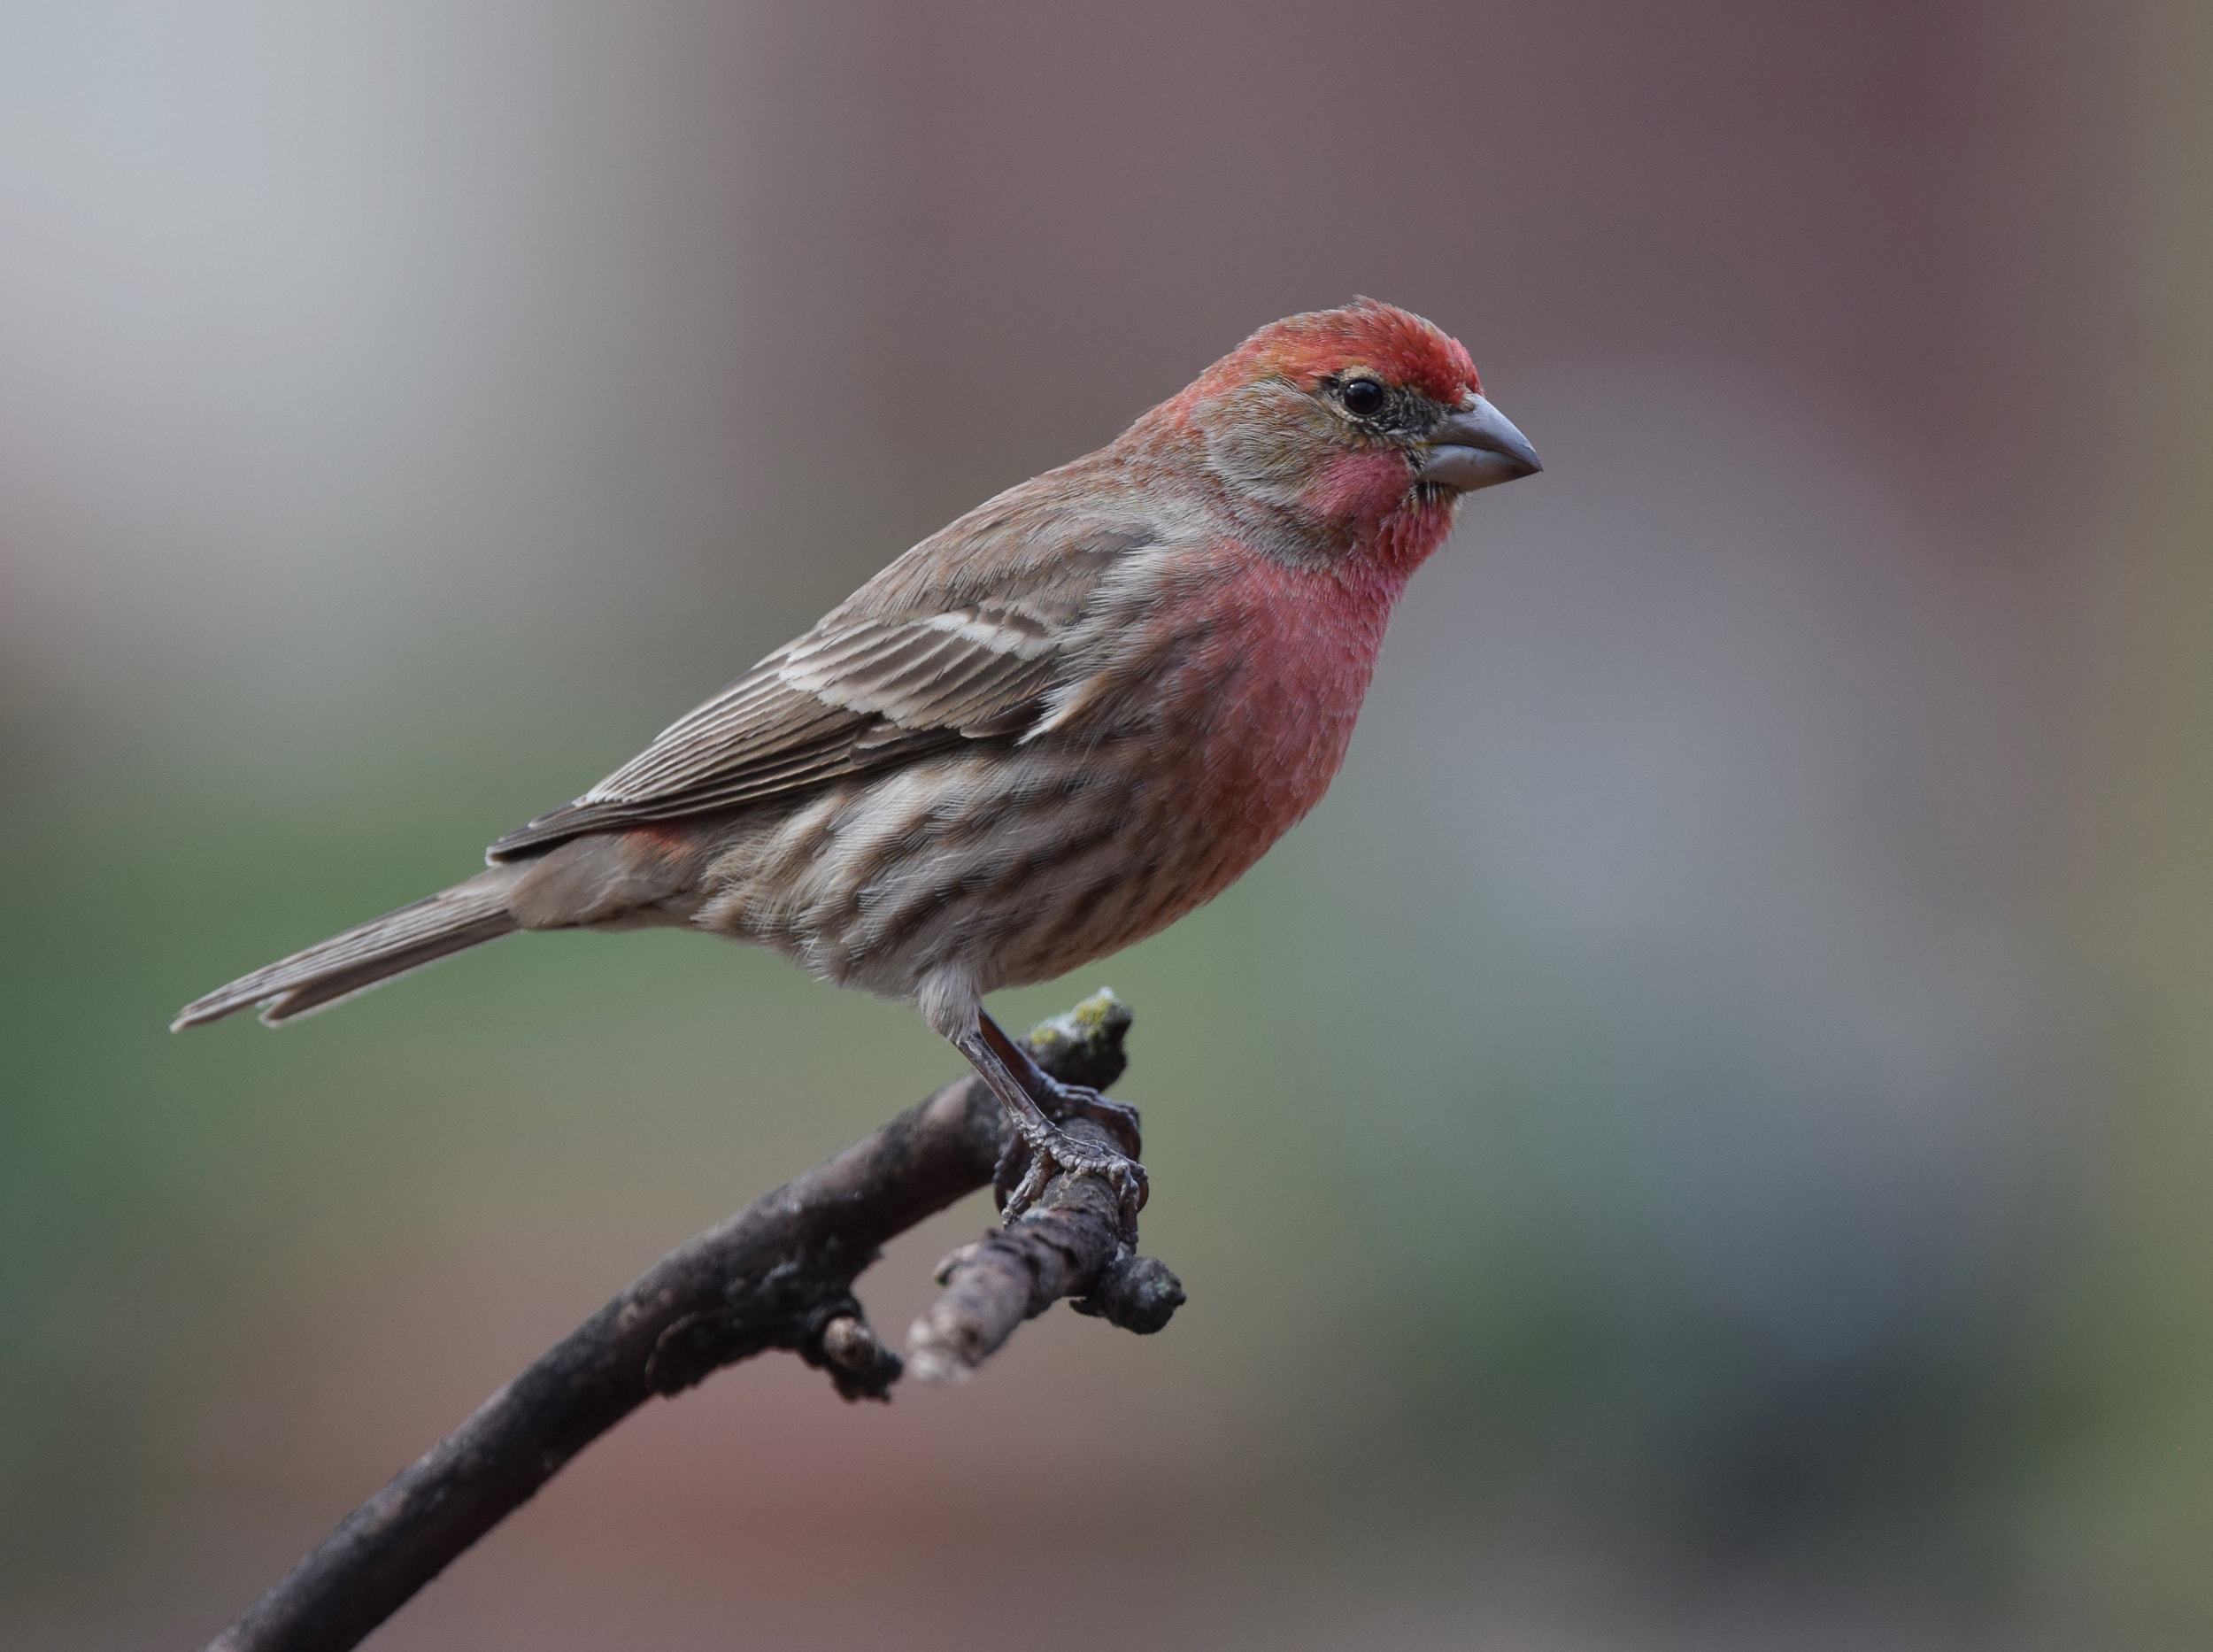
{"left": 174, "top": 299, "right": 1540, "bottom": 1224}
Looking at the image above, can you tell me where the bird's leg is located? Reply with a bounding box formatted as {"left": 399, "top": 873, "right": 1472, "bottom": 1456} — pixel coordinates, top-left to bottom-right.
{"left": 977, "top": 1009, "right": 1143, "bottom": 1157}
{"left": 952, "top": 1013, "right": 1147, "bottom": 1231}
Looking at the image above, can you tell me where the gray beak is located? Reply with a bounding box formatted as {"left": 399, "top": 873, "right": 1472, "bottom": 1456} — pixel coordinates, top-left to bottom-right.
{"left": 1416, "top": 394, "right": 1542, "bottom": 492}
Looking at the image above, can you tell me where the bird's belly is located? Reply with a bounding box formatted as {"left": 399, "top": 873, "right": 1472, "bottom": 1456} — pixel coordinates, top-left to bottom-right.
{"left": 690, "top": 710, "right": 1350, "bottom": 999}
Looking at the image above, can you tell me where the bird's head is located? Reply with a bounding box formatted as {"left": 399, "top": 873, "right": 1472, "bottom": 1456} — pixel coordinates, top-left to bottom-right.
{"left": 1155, "top": 298, "right": 1540, "bottom": 561}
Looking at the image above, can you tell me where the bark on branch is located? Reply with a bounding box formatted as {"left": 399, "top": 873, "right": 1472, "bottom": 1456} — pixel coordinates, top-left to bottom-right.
{"left": 204, "top": 991, "right": 1181, "bottom": 1652}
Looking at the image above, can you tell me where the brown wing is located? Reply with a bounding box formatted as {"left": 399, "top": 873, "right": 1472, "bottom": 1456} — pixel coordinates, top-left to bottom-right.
{"left": 486, "top": 496, "right": 1160, "bottom": 861}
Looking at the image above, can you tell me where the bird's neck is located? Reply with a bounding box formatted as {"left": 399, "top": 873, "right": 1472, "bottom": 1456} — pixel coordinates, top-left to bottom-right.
{"left": 1151, "top": 498, "right": 1454, "bottom": 858}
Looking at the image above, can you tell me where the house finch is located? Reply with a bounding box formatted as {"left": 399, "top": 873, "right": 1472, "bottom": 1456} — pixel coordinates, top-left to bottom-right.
{"left": 174, "top": 298, "right": 1540, "bottom": 1224}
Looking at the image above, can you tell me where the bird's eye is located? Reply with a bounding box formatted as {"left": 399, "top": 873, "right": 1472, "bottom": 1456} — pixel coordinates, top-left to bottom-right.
{"left": 1338, "top": 377, "right": 1386, "bottom": 417}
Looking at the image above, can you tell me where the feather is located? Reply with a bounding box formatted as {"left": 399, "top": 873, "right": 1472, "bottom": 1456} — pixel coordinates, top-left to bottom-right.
{"left": 486, "top": 507, "right": 1164, "bottom": 861}
{"left": 171, "top": 865, "right": 524, "bottom": 1028}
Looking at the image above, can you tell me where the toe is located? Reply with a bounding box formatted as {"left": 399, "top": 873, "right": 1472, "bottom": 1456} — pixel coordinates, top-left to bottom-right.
{"left": 1001, "top": 1151, "right": 1053, "bottom": 1223}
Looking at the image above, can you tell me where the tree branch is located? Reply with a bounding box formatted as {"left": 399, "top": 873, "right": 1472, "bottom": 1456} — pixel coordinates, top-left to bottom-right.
{"left": 204, "top": 991, "right": 1181, "bottom": 1652}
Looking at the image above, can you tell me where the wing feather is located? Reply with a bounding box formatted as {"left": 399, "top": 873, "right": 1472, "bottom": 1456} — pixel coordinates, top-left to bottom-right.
{"left": 486, "top": 499, "right": 1164, "bottom": 861}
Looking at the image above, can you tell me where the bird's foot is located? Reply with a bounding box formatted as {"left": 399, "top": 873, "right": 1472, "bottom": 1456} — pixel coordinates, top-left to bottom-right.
{"left": 1035, "top": 1077, "right": 1142, "bottom": 1159}
{"left": 996, "top": 1115, "right": 1148, "bottom": 1234}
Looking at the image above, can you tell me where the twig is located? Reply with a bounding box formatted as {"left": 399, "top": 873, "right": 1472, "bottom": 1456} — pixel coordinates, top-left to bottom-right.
{"left": 203, "top": 991, "right": 1181, "bottom": 1652}
{"left": 910, "top": 1118, "right": 1184, "bottom": 1381}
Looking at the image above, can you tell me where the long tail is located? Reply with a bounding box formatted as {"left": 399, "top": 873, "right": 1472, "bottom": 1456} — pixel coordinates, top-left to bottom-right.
{"left": 173, "top": 864, "right": 527, "bottom": 1030}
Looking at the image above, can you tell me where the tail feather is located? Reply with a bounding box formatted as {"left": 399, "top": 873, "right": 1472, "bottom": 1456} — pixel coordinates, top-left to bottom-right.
{"left": 173, "top": 866, "right": 525, "bottom": 1030}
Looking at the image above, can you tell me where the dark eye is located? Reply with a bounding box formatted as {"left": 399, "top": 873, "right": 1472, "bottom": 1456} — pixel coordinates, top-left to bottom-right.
{"left": 1338, "top": 377, "right": 1386, "bottom": 417}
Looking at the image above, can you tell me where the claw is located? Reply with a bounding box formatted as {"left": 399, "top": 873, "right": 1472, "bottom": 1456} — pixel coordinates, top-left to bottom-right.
{"left": 998, "top": 1121, "right": 1148, "bottom": 1234}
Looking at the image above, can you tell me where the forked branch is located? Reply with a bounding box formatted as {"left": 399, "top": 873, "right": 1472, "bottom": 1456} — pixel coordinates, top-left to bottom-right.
{"left": 204, "top": 992, "right": 1181, "bottom": 1652}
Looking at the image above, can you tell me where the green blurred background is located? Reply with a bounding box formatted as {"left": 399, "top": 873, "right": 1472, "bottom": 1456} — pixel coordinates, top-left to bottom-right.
{"left": 4, "top": 3, "right": 2211, "bottom": 1646}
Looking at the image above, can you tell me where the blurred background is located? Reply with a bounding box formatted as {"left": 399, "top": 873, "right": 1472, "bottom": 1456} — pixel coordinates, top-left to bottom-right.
{"left": 4, "top": 2, "right": 2210, "bottom": 1646}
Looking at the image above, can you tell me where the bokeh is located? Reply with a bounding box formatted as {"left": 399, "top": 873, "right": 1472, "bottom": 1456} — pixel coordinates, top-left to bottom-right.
{"left": 5, "top": 3, "right": 2211, "bottom": 1647}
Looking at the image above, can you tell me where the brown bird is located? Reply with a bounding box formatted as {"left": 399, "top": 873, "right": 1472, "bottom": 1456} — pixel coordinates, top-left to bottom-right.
{"left": 174, "top": 299, "right": 1541, "bottom": 1224}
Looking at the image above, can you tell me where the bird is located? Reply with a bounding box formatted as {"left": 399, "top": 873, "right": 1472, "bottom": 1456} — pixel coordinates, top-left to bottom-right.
{"left": 173, "top": 298, "right": 1541, "bottom": 1227}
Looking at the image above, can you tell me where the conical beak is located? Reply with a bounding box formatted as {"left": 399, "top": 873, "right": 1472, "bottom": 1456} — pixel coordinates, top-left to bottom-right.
{"left": 1416, "top": 395, "right": 1542, "bottom": 492}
